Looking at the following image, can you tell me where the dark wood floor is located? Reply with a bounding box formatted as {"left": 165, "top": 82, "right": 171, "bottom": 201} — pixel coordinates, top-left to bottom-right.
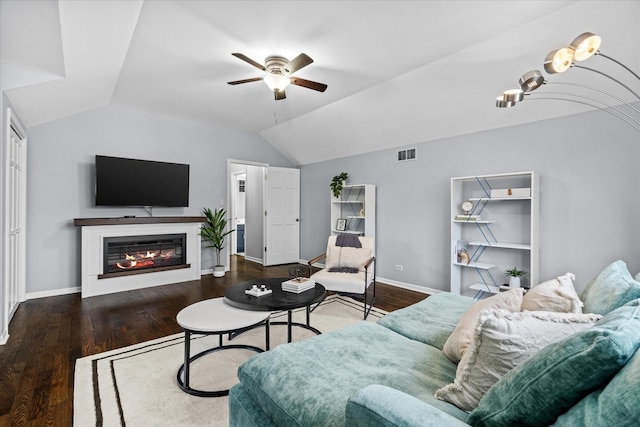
{"left": 0, "top": 256, "right": 427, "bottom": 426}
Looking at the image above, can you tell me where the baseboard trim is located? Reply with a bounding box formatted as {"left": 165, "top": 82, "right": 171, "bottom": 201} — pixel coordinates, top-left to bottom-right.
{"left": 244, "top": 256, "right": 263, "bottom": 265}
{"left": 26, "top": 286, "right": 80, "bottom": 300}
{"left": 375, "top": 276, "right": 443, "bottom": 295}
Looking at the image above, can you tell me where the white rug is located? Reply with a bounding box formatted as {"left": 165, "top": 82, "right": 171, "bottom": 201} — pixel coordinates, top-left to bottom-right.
{"left": 73, "top": 295, "right": 386, "bottom": 426}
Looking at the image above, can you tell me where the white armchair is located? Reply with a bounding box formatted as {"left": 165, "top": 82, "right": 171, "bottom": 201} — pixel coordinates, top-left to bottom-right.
{"left": 308, "top": 235, "right": 376, "bottom": 319}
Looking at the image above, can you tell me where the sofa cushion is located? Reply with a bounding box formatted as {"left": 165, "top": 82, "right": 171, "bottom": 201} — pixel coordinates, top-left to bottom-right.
{"left": 237, "top": 321, "right": 469, "bottom": 426}
{"left": 377, "top": 292, "right": 474, "bottom": 349}
{"left": 468, "top": 299, "right": 640, "bottom": 427}
{"left": 443, "top": 289, "right": 524, "bottom": 363}
{"left": 521, "top": 272, "right": 583, "bottom": 313}
{"left": 580, "top": 260, "right": 640, "bottom": 315}
{"left": 552, "top": 345, "right": 640, "bottom": 427}
{"left": 347, "top": 385, "right": 471, "bottom": 427}
{"left": 435, "top": 310, "right": 600, "bottom": 412}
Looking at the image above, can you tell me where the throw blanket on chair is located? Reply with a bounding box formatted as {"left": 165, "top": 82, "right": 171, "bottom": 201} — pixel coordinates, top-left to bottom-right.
{"left": 335, "top": 234, "right": 362, "bottom": 248}
{"left": 328, "top": 266, "right": 360, "bottom": 273}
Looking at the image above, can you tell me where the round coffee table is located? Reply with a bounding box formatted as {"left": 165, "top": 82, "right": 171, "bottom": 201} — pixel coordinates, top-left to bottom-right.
{"left": 224, "top": 278, "right": 326, "bottom": 343}
{"left": 176, "top": 297, "right": 270, "bottom": 397}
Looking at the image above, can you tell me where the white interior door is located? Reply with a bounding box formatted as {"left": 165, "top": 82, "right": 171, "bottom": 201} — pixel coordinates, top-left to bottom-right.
{"left": 2, "top": 109, "right": 27, "bottom": 344}
{"left": 264, "top": 167, "right": 300, "bottom": 266}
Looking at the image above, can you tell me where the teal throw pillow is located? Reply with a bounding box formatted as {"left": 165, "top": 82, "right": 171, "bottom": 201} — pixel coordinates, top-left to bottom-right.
{"left": 552, "top": 346, "right": 640, "bottom": 427}
{"left": 468, "top": 299, "right": 640, "bottom": 427}
{"left": 580, "top": 260, "right": 640, "bottom": 315}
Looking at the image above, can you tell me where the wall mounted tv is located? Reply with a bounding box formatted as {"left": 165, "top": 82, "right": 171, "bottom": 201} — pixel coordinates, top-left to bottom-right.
{"left": 95, "top": 155, "right": 190, "bottom": 207}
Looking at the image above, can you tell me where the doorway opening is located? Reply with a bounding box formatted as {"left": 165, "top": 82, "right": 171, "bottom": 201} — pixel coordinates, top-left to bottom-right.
{"left": 228, "top": 160, "right": 267, "bottom": 267}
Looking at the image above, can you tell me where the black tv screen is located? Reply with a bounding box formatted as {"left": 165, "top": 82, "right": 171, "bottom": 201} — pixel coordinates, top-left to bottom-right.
{"left": 95, "top": 155, "right": 190, "bottom": 207}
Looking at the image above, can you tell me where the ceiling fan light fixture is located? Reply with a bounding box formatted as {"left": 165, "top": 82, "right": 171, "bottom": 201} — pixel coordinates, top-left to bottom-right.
{"left": 263, "top": 73, "right": 291, "bottom": 92}
{"left": 544, "top": 48, "right": 574, "bottom": 74}
{"left": 570, "top": 32, "right": 601, "bottom": 61}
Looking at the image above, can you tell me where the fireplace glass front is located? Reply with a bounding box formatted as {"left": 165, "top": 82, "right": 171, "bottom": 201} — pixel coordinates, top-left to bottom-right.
{"left": 103, "top": 233, "right": 186, "bottom": 275}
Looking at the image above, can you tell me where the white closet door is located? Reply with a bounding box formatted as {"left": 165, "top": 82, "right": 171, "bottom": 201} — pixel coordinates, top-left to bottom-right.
{"left": 2, "top": 110, "right": 27, "bottom": 344}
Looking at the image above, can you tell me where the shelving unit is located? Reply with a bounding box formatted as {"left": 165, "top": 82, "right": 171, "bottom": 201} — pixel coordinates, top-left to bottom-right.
{"left": 451, "top": 172, "right": 539, "bottom": 299}
{"left": 330, "top": 184, "right": 376, "bottom": 238}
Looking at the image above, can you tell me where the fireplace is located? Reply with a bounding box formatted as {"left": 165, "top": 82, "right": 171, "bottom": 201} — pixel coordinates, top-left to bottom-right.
{"left": 101, "top": 233, "right": 187, "bottom": 278}
{"left": 75, "top": 217, "right": 203, "bottom": 298}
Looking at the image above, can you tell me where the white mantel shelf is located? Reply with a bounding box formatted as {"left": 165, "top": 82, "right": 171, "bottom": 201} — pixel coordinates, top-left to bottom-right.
{"left": 74, "top": 217, "right": 205, "bottom": 298}
{"left": 74, "top": 216, "right": 205, "bottom": 226}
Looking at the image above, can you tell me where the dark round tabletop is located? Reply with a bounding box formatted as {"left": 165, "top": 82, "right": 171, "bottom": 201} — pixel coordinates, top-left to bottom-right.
{"left": 224, "top": 278, "right": 326, "bottom": 312}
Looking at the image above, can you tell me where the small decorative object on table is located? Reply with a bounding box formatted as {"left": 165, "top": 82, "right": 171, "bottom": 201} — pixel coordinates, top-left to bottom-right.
{"left": 505, "top": 267, "right": 527, "bottom": 288}
{"left": 282, "top": 277, "right": 316, "bottom": 293}
{"left": 289, "top": 265, "right": 309, "bottom": 279}
{"left": 245, "top": 284, "right": 272, "bottom": 297}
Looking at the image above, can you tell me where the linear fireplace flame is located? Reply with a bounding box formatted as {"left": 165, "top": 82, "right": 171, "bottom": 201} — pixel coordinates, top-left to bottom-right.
{"left": 116, "top": 249, "right": 176, "bottom": 270}
{"left": 103, "top": 234, "right": 186, "bottom": 275}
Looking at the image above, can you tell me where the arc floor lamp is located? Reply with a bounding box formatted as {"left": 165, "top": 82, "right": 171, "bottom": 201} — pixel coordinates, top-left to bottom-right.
{"left": 496, "top": 32, "right": 640, "bottom": 132}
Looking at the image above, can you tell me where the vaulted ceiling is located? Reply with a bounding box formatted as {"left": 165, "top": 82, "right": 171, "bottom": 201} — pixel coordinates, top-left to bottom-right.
{"left": 1, "top": 1, "right": 638, "bottom": 165}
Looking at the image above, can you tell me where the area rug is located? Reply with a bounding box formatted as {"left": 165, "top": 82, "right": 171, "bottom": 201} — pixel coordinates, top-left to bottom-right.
{"left": 73, "top": 295, "right": 387, "bottom": 426}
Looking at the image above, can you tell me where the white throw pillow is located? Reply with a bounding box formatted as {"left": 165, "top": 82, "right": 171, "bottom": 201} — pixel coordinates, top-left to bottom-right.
{"left": 522, "top": 272, "right": 583, "bottom": 313}
{"left": 442, "top": 288, "right": 524, "bottom": 364}
{"left": 435, "top": 309, "right": 601, "bottom": 412}
{"left": 325, "top": 245, "right": 372, "bottom": 272}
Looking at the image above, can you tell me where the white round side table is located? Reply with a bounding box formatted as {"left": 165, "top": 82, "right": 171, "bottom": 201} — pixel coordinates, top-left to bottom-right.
{"left": 176, "top": 297, "right": 270, "bottom": 397}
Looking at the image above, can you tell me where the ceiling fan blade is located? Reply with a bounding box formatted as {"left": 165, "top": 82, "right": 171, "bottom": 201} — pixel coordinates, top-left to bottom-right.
{"left": 289, "top": 77, "right": 328, "bottom": 92}
{"left": 231, "top": 53, "right": 266, "bottom": 71}
{"left": 274, "top": 90, "right": 286, "bottom": 101}
{"left": 285, "top": 53, "right": 313, "bottom": 74}
{"left": 227, "top": 77, "right": 263, "bottom": 85}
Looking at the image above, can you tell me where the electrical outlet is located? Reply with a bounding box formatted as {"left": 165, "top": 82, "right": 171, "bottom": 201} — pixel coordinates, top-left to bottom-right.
{"left": 395, "top": 265, "right": 403, "bottom": 271}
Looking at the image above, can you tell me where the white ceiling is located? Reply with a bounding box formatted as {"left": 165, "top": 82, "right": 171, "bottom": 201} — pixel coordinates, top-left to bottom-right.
{"left": 1, "top": 1, "right": 639, "bottom": 165}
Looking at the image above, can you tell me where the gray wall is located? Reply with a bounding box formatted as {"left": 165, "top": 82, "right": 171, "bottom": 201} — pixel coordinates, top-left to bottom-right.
{"left": 26, "top": 105, "right": 293, "bottom": 294}
{"left": 301, "top": 107, "right": 640, "bottom": 293}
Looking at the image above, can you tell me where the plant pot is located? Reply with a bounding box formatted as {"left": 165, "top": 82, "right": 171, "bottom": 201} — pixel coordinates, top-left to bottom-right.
{"left": 213, "top": 266, "right": 226, "bottom": 278}
{"left": 509, "top": 276, "right": 521, "bottom": 288}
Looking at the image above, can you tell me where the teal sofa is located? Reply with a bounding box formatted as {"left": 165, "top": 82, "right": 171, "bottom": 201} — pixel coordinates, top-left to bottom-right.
{"left": 229, "top": 263, "right": 640, "bottom": 426}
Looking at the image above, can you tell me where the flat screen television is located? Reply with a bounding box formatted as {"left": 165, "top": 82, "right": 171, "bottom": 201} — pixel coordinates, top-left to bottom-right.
{"left": 95, "top": 155, "right": 190, "bottom": 207}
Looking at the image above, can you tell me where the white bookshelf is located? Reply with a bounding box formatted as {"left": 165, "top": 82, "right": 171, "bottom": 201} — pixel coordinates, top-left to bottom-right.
{"left": 330, "top": 184, "right": 376, "bottom": 238}
{"left": 451, "top": 172, "right": 539, "bottom": 299}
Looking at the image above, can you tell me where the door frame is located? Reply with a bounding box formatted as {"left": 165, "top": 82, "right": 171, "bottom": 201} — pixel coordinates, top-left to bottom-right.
{"left": 227, "top": 159, "right": 268, "bottom": 269}
{"left": 2, "top": 108, "right": 27, "bottom": 345}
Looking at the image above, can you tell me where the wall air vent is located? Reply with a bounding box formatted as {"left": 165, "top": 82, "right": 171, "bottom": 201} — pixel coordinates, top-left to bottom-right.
{"left": 397, "top": 148, "right": 416, "bottom": 162}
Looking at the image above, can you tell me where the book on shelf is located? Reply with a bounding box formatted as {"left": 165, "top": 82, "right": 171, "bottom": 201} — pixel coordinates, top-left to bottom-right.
{"left": 455, "top": 215, "right": 481, "bottom": 221}
{"left": 282, "top": 277, "right": 316, "bottom": 293}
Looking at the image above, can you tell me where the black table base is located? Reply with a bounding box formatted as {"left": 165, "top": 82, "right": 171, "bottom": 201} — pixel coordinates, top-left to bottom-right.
{"left": 177, "top": 320, "right": 269, "bottom": 397}
{"left": 225, "top": 279, "right": 327, "bottom": 344}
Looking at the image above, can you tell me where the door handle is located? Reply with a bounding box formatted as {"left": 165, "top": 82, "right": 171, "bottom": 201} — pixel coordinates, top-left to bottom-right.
{"left": 296, "top": 218, "right": 299, "bottom": 222}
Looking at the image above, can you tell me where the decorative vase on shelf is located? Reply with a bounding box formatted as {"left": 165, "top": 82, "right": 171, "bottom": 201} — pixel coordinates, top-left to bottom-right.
{"left": 505, "top": 267, "right": 526, "bottom": 288}
{"left": 509, "top": 276, "right": 521, "bottom": 288}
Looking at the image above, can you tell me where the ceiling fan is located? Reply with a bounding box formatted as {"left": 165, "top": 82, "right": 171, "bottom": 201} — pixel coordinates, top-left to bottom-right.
{"left": 227, "top": 53, "right": 328, "bottom": 100}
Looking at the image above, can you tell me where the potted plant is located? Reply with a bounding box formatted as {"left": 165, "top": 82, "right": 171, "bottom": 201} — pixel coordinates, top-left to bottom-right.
{"left": 200, "top": 207, "right": 235, "bottom": 278}
{"left": 330, "top": 172, "right": 349, "bottom": 198}
{"left": 505, "top": 267, "right": 527, "bottom": 288}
